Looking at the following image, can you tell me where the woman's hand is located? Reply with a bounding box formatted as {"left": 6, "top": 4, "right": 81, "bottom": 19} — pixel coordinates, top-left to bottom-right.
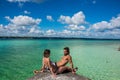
{"left": 40, "top": 70, "right": 44, "bottom": 72}
{"left": 33, "top": 70, "right": 39, "bottom": 74}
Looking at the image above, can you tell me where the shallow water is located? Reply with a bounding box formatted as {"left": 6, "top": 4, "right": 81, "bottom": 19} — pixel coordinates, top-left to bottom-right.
{"left": 0, "top": 39, "right": 120, "bottom": 80}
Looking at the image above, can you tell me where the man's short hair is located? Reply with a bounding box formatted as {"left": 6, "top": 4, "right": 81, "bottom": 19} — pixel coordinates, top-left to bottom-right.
{"left": 64, "top": 47, "right": 70, "bottom": 54}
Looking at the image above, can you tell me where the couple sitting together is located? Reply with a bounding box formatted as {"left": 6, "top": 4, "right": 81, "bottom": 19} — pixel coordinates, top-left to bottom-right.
{"left": 34, "top": 47, "right": 78, "bottom": 77}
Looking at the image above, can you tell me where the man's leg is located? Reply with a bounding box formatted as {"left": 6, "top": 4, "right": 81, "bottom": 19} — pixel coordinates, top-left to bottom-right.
{"left": 57, "top": 66, "right": 72, "bottom": 74}
{"left": 57, "top": 66, "right": 78, "bottom": 74}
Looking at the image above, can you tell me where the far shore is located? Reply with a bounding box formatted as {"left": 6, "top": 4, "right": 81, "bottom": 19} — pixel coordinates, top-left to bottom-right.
{"left": 0, "top": 36, "right": 120, "bottom": 40}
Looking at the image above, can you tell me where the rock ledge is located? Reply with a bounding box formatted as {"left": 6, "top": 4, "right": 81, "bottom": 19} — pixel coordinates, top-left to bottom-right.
{"left": 28, "top": 72, "right": 90, "bottom": 80}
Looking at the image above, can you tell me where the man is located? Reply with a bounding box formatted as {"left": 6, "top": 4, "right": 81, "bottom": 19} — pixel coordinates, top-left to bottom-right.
{"left": 55, "top": 47, "right": 77, "bottom": 74}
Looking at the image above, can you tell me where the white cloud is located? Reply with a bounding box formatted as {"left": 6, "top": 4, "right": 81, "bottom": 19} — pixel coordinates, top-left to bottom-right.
{"left": 57, "top": 12, "right": 120, "bottom": 38}
{"left": 110, "top": 16, "right": 120, "bottom": 28}
{"left": 58, "top": 11, "right": 87, "bottom": 32}
{"left": 7, "top": 0, "right": 29, "bottom": 7}
{"left": 57, "top": 30, "right": 89, "bottom": 37}
{"left": 57, "top": 30, "right": 72, "bottom": 37}
{"left": 86, "top": 15, "right": 120, "bottom": 39}
{"left": 58, "top": 15, "right": 71, "bottom": 24}
{"left": 0, "top": 15, "right": 43, "bottom": 36}
{"left": 7, "top": 0, "right": 29, "bottom": 2}
{"left": 7, "top": 0, "right": 46, "bottom": 7}
{"left": 29, "top": 27, "right": 40, "bottom": 33}
{"left": 46, "top": 15, "right": 54, "bottom": 21}
{"left": 71, "top": 11, "right": 86, "bottom": 25}
{"left": 24, "top": 10, "right": 31, "bottom": 14}
{"left": 5, "top": 15, "right": 41, "bottom": 26}
{"left": 91, "top": 21, "right": 111, "bottom": 31}
{"left": 90, "top": 15, "right": 120, "bottom": 32}
{"left": 62, "top": 30, "right": 71, "bottom": 34}
{"left": 46, "top": 29, "right": 56, "bottom": 35}
{"left": 1, "top": 11, "right": 120, "bottom": 38}
{"left": 58, "top": 11, "right": 86, "bottom": 25}
{"left": 5, "top": 16, "right": 11, "bottom": 21}
{"left": 7, "top": 0, "right": 45, "bottom": 3}
{"left": 0, "top": 24, "right": 3, "bottom": 28}
{"left": 65, "top": 24, "right": 86, "bottom": 31}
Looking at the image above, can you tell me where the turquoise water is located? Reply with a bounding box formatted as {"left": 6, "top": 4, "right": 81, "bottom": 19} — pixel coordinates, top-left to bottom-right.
{"left": 0, "top": 39, "right": 120, "bottom": 80}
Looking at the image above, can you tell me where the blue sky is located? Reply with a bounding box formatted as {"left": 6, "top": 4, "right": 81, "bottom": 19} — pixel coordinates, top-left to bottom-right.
{"left": 0, "top": 0, "right": 120, "bottom": 38}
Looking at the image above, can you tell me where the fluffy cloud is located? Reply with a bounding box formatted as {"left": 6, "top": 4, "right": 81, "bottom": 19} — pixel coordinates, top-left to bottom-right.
{"left": 58, "top": 11, "right": 85, "bottom": 25}
{"left": 46, "top": 15, "right": 54, "bottom": 21}
{"left": 24, "top": 10, "right": 31, "bottom": 14}
{"left": 110, "top": 16, "right": 120, "bottom": 28}
{"left": 90, "top": 15, "right": 120, "bottom": 32}
{"left": 0, "top": 24, "right": 3, "bottom": 28}
{"left": 1, "top": 11, "right": 120, "bottom": 38}
{"left": 65, "top": 24, "right": 86, "bottom": 31}
{"left": 7, "top": 0, "right": 30, "bottom": 7}
{"left": 91, "top": 21, "right": 111, "bottom": 31}
{"left": 7, "top": 0, "right": 46, "bottom": 7}
{"left": 0, "top": 15, "right": 43, "bottom": 36}
{"left": 62, "top": 30, "right": 71, "bottom": 34}
{"left": 7, "top": 0, "right": 45, "bottom": 3}
{"left": 7, "top": 0, "right": 29, "bottom": 2}
{"left": 86, "top": 15, "right": 120, "bottom": 38}
{"left": 29, "top": 26, "right": 41, "bottom": 34}
{"left": 57, "top": 11, "right": 120, "bottom": 38}
{"left": 5, "top": 15, "right": 41, "bottom": 26}
{"left": 46, "top": 29, "right": 56, "bottom": 36}
{"left": 58, "top": 11, "right": 86, "bottom": 31}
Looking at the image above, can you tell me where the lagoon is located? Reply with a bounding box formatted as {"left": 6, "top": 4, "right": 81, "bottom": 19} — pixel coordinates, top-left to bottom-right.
{"left": 0, "top": 39, "right": 120, "bottom": 80}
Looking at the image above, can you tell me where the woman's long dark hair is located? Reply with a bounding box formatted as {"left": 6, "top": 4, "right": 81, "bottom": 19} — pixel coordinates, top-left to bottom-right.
{"left": 43, "top": 49, "right": 50, "bottom": 58}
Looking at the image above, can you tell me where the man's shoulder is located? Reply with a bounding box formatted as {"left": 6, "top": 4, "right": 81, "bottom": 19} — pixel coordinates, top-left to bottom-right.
{"left": 67, "top": 54, "right": 72, "bottom": 58}
{"left": 68, "top": 54, "right": 72, "bottom": 57}
{"left": 63, "top": 55, "right": 72, "bottom": 58}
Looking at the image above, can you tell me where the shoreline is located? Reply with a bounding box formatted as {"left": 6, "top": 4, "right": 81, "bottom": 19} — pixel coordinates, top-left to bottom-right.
{"left": 0, "top": 36, "right": 120, "bottom": 40}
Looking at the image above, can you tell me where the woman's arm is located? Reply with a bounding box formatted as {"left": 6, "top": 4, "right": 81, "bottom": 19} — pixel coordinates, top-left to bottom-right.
{"left": 40, "top": 58, "right": 45, "bottom": 72}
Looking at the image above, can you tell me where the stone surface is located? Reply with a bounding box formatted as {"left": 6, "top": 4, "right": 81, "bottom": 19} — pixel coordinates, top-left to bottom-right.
{"left": 28, "top": 72, "right": 90, "bottom": 80}
{"left": 118, "top": 47, "right": 120, "bottom": 51}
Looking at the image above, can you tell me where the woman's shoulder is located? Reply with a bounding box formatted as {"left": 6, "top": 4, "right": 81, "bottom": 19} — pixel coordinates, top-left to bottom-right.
{"left": 43, "top": 57, "right": 50, "bottom": 61}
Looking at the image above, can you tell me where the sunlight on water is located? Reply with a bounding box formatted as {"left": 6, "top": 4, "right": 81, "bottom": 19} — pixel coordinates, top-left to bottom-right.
{"left": 0, "top": 39, "right": 120, "bottom": 80}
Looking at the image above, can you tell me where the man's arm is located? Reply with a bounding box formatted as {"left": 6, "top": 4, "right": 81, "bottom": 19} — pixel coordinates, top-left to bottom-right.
{"left": 68, "top": 55, "right": 74, "bottom": 69}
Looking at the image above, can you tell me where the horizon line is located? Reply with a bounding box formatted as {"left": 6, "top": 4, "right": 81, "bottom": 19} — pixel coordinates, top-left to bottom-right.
{"left": 0, "top": 36, "right": 120, "bottom": 40}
